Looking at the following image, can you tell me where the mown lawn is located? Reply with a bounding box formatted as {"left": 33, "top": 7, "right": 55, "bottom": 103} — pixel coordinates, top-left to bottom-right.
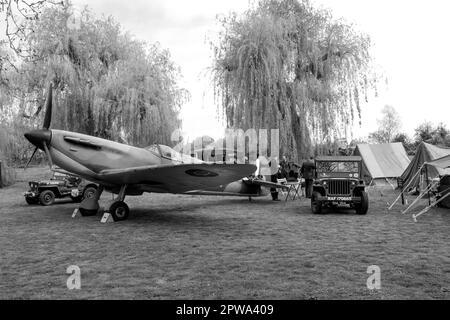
{"left": 0, "top": 167, "right": 449, "bottom": 299}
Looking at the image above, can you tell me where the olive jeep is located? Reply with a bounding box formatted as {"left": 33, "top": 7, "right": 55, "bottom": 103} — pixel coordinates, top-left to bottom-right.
{"left": 311, "top": 156, "right": 369, "bottom": 215}
{"left": 24, "top": 170, "right": 97, "bottom": 206}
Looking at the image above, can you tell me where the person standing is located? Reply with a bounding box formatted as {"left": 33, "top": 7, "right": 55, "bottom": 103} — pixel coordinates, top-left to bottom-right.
{"left": 279, "top": 156, "right": 288, "bottom": 179}
{"left": 301, "top": 156, "right": 316, "bottom": 198}
{"left": 269, "top": 156, "right": 280, "bottom": 201}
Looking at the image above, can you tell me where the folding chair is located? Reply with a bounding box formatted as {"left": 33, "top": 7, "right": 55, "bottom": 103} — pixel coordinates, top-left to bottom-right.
{"left": 277, "top": 178, "right": 302, "bottom": 201}
{"left": 277, "top": 178, "right": 289, "bottom": 200}
{"left": 285, "top": 178, "right": 302, "bottom": 200}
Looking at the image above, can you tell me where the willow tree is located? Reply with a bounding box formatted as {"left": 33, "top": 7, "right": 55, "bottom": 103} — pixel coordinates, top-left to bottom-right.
{"left": 212, "top": 0, "right": 375, "bottom": 159}
{"left": 10, "top": 2, "right": 186, "bottom": 148}
{"left": 0, "top": 0, "right": 62, "bottom": 59}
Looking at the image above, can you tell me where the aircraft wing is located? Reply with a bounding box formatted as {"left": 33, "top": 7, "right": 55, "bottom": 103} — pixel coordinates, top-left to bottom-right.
{"left": 244, "top": 178, "right": 291, "bottom": 190}
{"left": 98, "top": 163, "right": 256, "bottom": 194}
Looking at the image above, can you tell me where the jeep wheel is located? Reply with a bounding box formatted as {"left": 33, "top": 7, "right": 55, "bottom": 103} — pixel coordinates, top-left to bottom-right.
{"left": 82, "top": 186, "right": 97, "bottom": 200}
{"left": 355, "top": 191, "right": 369, "bottom": 215}
{"left": 39, "top": 190, "right": 55, "bottom": 206}
{"left": 25, "top": 197, "right": 39, "bottom": 205}
{"left": 311, "top": 192, "right": 323, "bottom": 214}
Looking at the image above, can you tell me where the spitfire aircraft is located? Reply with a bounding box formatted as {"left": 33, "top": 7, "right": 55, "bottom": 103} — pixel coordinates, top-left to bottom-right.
{"left": 24, "top": 84, "right": 287, "bottom": 222}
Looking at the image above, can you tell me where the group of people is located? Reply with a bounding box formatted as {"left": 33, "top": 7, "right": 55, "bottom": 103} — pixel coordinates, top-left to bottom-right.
{"left": 261, "top": 156, "right": 316, "bottom": 201}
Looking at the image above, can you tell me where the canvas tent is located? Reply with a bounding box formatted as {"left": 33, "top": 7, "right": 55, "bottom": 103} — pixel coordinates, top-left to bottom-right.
{"left": 400, "top": 154, "right": 450, "bottom": 219}
{"left": 0, "top": 159, "right": 16, "bottom": 188}
{"left": 426, "top": 155, "right": 450, "bottom": 209}
{"left": 353, "top": 143, "right": 411, "bottom": 186}
{"left": 400, "top": 142, "right": 450, "bottom": 191}
{"left": 425, "top": 154, "right": 450, "bottom": 174}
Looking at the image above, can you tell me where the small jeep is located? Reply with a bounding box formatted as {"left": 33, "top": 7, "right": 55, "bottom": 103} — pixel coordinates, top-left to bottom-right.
{"left": 24, "top": 170, "right": 97, "bottom": 206}
{"left": 311, "top": 156, "right": 369, "bottom": 215}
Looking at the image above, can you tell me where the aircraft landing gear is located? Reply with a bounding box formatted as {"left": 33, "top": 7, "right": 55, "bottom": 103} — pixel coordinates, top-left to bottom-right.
{"left": 105, "top": 185, "right": 130, "bottom": 222}
{"left": 79, "top": 185, "right": 104, "bottom": 216}
{"left": 108, "top": 201, "right": 129, "bottom": 221}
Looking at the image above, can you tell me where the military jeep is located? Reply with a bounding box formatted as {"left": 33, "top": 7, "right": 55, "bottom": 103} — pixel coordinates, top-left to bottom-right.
{"left": 24, "top": 170, "right": 97, "bottom": 206}
{"left": 311, "top": 156, "right": 369, "bottom": 215}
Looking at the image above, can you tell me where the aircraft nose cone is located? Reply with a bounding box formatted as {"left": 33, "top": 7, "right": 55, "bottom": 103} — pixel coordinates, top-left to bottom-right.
{"left": 24, "top": 129, "right": 51, "bottom": 148}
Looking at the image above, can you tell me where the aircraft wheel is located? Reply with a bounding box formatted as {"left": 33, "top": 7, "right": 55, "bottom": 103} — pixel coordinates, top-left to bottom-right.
{"left": 82, "top": 186, "right": 98, "bottom": 200}
{"left": 109, "top": 201, "right": 129, "bottom": 222}
{"left": 39, "top": 190, "right": 55, "bottom": 206}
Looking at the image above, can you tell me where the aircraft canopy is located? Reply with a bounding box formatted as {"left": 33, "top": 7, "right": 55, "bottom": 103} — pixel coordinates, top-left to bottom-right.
{"left": 145, "top": 144, "right": 203, "bottom": 164}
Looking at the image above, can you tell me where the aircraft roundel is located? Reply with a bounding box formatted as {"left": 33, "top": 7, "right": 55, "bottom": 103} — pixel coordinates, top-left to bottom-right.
{"left": 185, "top": 169, "right": 219, "bottom": 177}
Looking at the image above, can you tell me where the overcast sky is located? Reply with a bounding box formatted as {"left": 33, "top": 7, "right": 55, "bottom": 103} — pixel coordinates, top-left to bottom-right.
{"left": 71, "top": 0, "right": 450, "bottom": 141}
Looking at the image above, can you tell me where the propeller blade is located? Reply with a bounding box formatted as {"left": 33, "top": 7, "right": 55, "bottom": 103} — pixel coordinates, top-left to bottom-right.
{"left": 42, "top": 83, "right": 53, "bottom": 130}
{"left": 24, "top": 147, "right": 39, "bottom": 170}
{"left": 43, "top": 143, "right": 53, "bottom": 169}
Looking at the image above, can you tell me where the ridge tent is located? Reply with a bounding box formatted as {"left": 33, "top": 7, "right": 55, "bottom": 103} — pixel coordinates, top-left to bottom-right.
{"left": 426, "top": 155, "right": 450, "bottom": 209}
{"left": 401, "top": 154, "right": 450, "bottom": 219}
{"left": 0, "top": 159, "right": 16, "bottom": 188}
{"left": 400, "top": 142, "right": 450, "bottom": 192}
{"left": 353, "top": 143, "right": 410, "bottom": 186}
{"left": 426, "top": 154, "right": 450, "bottom": 173}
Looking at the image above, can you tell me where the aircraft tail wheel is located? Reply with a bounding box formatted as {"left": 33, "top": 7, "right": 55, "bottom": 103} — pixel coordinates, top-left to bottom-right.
{"left": 108, "top": 201, "right": 130, "bottom": 222}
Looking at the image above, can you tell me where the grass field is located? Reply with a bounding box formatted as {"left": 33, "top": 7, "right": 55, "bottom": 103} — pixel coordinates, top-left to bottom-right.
{"left": 0, "top": 167, "right": 449, "bottom": 299}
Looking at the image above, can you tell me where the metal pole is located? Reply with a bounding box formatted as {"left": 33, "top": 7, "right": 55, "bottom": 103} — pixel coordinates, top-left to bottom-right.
{"left": 388, "top": 164, "right": 424, "bottom": 210}
{"left": 426, "top": 165, "right": 431, "bottom": 206}
{"left": 402, "top": 179, "right": 439, "bottom": 215}
{"left": 413, "top": 184, "right": 450, "bottom": 221}
{"left": 400, "top": 179, "right": 405, "bottom": 205}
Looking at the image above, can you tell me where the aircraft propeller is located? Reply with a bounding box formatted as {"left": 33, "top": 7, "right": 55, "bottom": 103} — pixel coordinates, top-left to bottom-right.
{"left": 24, "top": 83, "right": 54, "bottom": 170}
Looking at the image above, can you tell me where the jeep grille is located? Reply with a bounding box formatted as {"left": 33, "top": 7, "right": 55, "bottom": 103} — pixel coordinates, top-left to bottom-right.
{"left": 328, "top": 180, "right": 351, "bottom": 196}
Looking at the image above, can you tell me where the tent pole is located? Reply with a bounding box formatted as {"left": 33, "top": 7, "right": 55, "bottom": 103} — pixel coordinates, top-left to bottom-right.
{"left": 425, "top": 165, "right": 431, "bottom": 206}
{"left": 413, "top": 184, "right": 450, "bottom": 221}
{"left": 385, "top": 177, "right": 395, "bottom": 190}
{"left": 388, "top": 164, "right": 424, "bottom": 210}
{"left": 400, "top": 179, "right": 405, "bottom": 205}
{"left": 402, "top": 179, "right": 439, "bottom": 215}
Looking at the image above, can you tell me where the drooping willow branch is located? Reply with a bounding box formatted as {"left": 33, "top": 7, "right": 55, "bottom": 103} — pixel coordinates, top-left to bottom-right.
{"left": 0, "top": 0, "right": 63, "bottom": 59}
{"left": 211, "top": 0, "right": 376, "bottom": 160}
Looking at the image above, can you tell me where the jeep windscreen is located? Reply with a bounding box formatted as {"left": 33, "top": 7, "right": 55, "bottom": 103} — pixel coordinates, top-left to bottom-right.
{"left": 316, "top": 161, "right": 359, "bottom": 178}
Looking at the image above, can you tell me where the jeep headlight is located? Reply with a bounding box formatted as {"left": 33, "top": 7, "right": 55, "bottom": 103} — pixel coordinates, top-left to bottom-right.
{"left": 322, "top": 181, "right": 327, "bottom": 186}
{"left": 354, "top": 173, "right": 359, "bottom": 178}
